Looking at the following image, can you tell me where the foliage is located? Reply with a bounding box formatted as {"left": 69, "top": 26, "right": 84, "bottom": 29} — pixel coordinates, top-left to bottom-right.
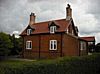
{"left": 9, "top": 34, "right": 22, "bottom": 55}
{"left": 95, "top": 43, "right": 100, "bottom": 52}
{"left": 0, "top": 32, "right": 22, "bottom": 56}
{"left": 88, "top": 44, "right": 95, "bottom": 52}
{"left": 0, "top": 53, "right": 100, "bottom": 74}
{"left": 0, "top": 32, "right": 13, "bottom": 56}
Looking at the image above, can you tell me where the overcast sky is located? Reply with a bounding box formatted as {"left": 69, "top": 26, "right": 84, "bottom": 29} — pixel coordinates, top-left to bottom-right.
{"left": 0, "top": 0, "right": 100, "bottom": 43}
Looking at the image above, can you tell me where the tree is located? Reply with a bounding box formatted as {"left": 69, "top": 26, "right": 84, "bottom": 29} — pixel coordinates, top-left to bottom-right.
{"left": 0, "top": 32, "right": 13, "bottom": 56}
{"left": 9, "top": 34, "right": 22, "bottom": 55}
{"left": 88, "top": 44, "right": 95, "bottom": 52}
{"left": 95, "top": 43, "right": 100, "bottom": 52}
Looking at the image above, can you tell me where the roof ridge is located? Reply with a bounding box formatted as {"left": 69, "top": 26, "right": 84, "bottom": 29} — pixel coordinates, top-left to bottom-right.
{"left": 33, "top": 18, "right": 66, "bottom": 25}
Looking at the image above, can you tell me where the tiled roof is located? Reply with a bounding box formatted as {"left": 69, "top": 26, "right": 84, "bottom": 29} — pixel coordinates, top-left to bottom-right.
{"left": 20, "top": 19, "right": 71, "bottom": 35}
{"left": 80, "top": 36, "right": 95, "bottom": 42}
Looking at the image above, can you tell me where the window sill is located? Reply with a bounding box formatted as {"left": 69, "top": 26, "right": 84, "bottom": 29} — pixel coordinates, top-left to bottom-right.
{"left": 26, "top": 48, "right": 32, "bottom": 50}
{"left": 49, "top": 49, "right": 57, "bottom": 51}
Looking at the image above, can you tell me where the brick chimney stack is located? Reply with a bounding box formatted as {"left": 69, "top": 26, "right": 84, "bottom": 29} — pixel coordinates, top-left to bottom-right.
{"left": 29, "top": 13, "right": 35, "bottom": 25}
{"left": 66, "top": 4, "right": 72, "bottom": 18}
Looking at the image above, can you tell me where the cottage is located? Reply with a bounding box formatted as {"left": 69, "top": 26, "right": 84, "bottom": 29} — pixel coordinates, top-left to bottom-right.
{"left": 20, "top": 4, "right": 95, "bottom": 59}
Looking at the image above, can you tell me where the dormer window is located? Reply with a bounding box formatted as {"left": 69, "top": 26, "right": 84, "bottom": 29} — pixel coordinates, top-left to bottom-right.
{"left": 50, "top": 26, "right": 56, "bottom": 33}
{"left": 48, "top": 21, "right": 59, "bottom": 34}
{"left": 27, "top": 29, "right": 32, "bottom": 35}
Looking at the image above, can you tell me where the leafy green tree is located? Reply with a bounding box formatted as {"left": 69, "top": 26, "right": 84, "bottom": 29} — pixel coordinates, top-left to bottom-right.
{"left": 0, "top": 32, "right": 13, "bottom": 56}
{"left": 9, "top": 34, "right": 22, "bottom": 55}
{"left": 95, "top": 43, "right": 100, "bottom": 52}
{"left": 15, "top": 37, "right": 23, "bottom": 54}
{"left": 88, "top": 44, "right": 95, "bottom": 52}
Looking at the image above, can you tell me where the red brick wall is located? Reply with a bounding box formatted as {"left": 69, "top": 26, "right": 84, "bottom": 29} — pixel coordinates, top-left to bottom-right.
{"left": 23, "top": 35, "right": 39, "bottom": 59}
{"left": 40, "top": 34, "right": 61, "bottom": 59}
{"left": 62, "top": 34, "right": 79, "bottom": 56}
{"left": 23, "top": 34, "right": 62, "bottom": 59}
{"left": 22, "top": 33, "right": 81, "bottom": 59}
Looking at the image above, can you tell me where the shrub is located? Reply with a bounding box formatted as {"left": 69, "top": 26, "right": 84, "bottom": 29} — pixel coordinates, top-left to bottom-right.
{"left": 0, "top": 53, "right": 100, "bottom": 74}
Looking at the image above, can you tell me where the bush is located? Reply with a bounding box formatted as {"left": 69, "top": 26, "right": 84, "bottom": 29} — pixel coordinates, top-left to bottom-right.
{"left": 0, "top": 53, "right": 100, "bottom": 74}
{"left": 0, "top": 32, "right": 13, "bottom": 56}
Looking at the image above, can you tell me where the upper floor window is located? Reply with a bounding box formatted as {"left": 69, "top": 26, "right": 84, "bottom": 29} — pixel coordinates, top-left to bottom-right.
{"left": 50, "top": 40, "right": 57, "bottom": 50}
{"left": 26, "top": 41, "right": 32, "bottom": 49}
{"left": 50, "top": 26, "right": 56, "bottom": 33}
{"left": 27, "top": 29, "right": 32, "bottom": 35}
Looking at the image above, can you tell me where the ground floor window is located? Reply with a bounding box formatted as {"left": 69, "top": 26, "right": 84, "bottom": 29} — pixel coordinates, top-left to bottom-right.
{"left": 26, "top": 41, "right": 32, "bottom": 49}
{"left": 80, "top": 41, "right": 86, "bottom": 50}
{"left": 50, "top": 40, "right": 57, "bottom": 50}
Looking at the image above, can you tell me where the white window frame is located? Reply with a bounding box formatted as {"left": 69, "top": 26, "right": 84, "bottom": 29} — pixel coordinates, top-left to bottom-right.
{"left": 72, "top": 30, "right": 74, "bottom": 35}
{"left": 50, "top": 26, "right": 56, "bottom": 33}
{"left": 88, "top": 42, "right": 93, "bottom": 45}
{"left": 49, "top": 40, "right": 57, "bottom": 50}
{"left": 67, "top": 29, "right": 69, "bottom": 33}
{"left": 80, "top": 41, "right": 86, "bottom": 50}
{"left": 26, "top": 41, "right": 32, "bottom": 49}
{"left": 27, "top": 29, "right": 32, "bottom": 35}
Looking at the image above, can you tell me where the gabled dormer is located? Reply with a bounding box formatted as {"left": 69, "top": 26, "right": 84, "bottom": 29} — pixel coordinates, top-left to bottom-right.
{"left": 48, "top": 21, "right": 60, "bottom": 34}
{"left": 26, "top": 25, "right": 35, "bottom": 35}
{"left": 66, "top": 19, "right": 78, "bottom": 37}
{"left": 27, "top": 29, "right": 32, "bottom": 35}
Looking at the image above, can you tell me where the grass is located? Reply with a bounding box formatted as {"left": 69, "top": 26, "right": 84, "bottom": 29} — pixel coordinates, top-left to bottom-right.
{"left": 0, "top": 59, "right": 36, "bottom": 68}
{"left": 0, "top": 53, "right": 100, "bottom": 74}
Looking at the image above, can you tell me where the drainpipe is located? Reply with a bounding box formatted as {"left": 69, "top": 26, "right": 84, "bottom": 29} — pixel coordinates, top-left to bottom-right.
{"left": 60, "top": 33, "right": 63, "bottom": 57}
{"left": 39, "top": 35, "right": 41, "bottom": 59}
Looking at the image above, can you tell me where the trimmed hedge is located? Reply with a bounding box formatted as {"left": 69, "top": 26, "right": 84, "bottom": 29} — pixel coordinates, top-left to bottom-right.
{"left": 0, "top": 53, "right": 100, "bottom": 74}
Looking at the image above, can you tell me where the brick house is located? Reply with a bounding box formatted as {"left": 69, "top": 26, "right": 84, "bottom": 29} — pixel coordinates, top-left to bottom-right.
{"left": 20, "top": 4, "right": 95, "bottom": 59}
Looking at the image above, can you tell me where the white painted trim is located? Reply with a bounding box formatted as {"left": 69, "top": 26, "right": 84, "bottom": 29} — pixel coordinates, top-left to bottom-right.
{"left": 80, "top": 41, "right": 86, "bottom": 50}
{"left": 26, "top": 41, "right": 32, "bottom": 49}
{"left": 27, "top": 29, "right": 32, "bottom": 35}
{"left": 50, "top": 26, "right": 56, "bottom": 34}
{"left": 49, "top": 40, "right": 57, "bottom": 50}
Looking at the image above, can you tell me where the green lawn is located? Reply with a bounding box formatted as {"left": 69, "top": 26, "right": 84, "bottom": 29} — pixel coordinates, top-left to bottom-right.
{"left": 0, "top": 53, "right": 100, "bottom": 74}
{"left": 0, "top": 59, "right": 36, "bottom": 68}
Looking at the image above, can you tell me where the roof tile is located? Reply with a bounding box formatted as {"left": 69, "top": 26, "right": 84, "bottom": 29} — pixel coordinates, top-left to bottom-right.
{"left": 80, "top": 36, "right": 95, "bottom": 41}
{"left": 20, "top": 19, "right": 70, "bottom": 35}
